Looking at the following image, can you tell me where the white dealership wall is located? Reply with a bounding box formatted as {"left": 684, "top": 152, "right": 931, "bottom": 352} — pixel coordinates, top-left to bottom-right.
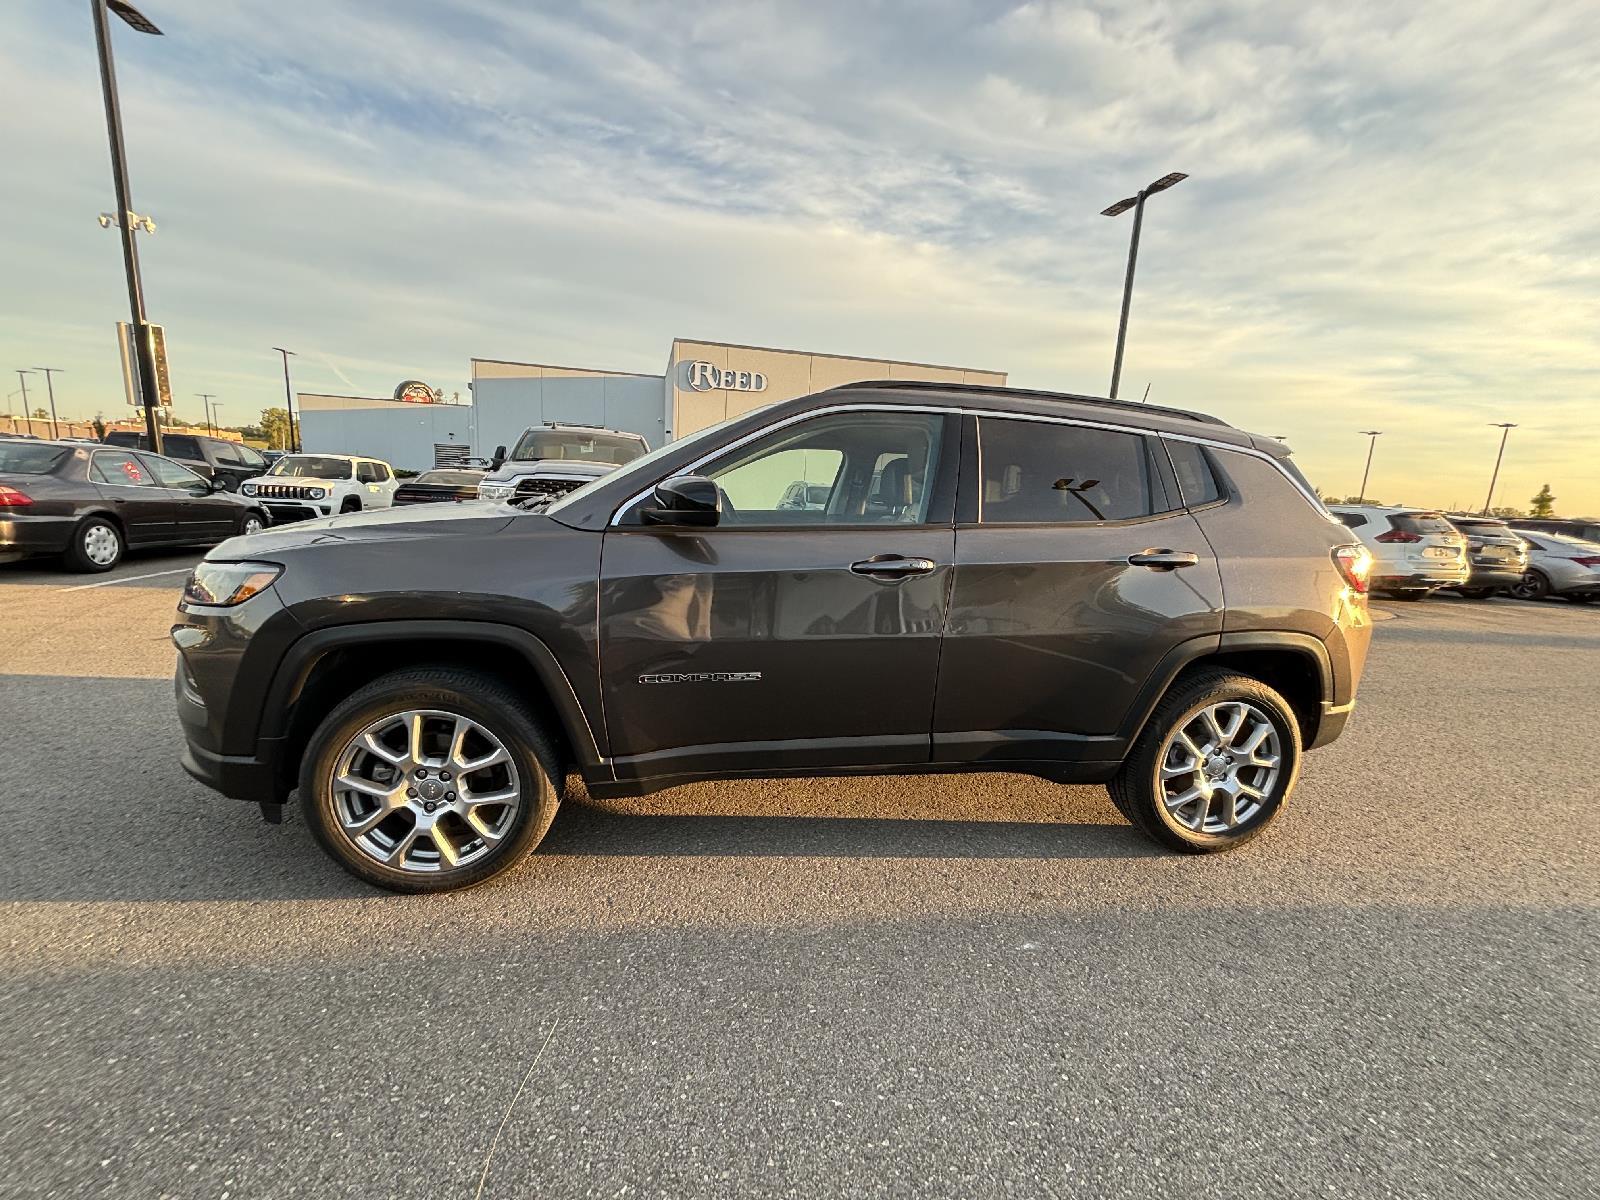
{"left": 300, "top": 341, "right": 1005, "bottom": 470}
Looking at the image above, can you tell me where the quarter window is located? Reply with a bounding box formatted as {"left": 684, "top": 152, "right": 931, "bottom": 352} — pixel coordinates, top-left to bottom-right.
{"left": 978, "top": 419, "right": 1153, "bottom": 524}
{"left": 1337, "top": 512, "right": 1368, "bottom": 529}
{"left": 1164, "top": 440, "right": 1223, "bottom": 507}
{"left": 700, "top": 410, "right": 946, "bottom": 526}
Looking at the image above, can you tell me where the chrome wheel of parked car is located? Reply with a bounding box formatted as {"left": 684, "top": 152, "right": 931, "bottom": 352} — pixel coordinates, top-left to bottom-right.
{"left": 1156, "top": 701, "right": 1282, "bottom": 834}
{"left": 329, "top": 708, "right": 522, "bottom": 874}
{"left": 1508, "top": 570, "right": 1550, "bottom": 600}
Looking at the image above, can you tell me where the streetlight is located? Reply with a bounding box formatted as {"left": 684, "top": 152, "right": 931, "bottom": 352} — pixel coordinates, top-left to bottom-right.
{"left": 196, "top": 392, "right": 216, "bottom": 435}
{"left": 1357, "top": 430, "right": 1382, "bottom": 503}
{"left": 1101, "top": 171, "right": 1188, "bottom": 399}
{"left": 91, "top": 0, "right": 165, "bottom": 455}
{"left": 34, "top": 368, "right": 66, "bottom": 438}
{"left": 272, "top": 347, "right": 299, "bottom": 451}
{"left": 1482, "top": 423, "right": 1517, "bottom": 515}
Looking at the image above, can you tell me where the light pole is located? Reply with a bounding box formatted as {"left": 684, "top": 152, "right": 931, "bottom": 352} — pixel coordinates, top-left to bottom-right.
{"left": 196, "top": 392, "right": 215, "bottom": 435}
{"left": 1101, "top": 171, "right": 1188, "bottom": 398}
{"left": 16, "top": 370, "right": 40, "bottom": 434}
{"left": 1482, "top": 423, "right": 1517, "bottom": 515}
{"left": 272, "top": 347, "right": 299, "bottom": 451}
{"left": 33, "top": 367, "right": 65, "bottom": 438}
{"left": 91, "top": 0, "right": 165, "bottom": 455}
{"left": 1357, "top": 430, "right": 1382, "bottom": 503}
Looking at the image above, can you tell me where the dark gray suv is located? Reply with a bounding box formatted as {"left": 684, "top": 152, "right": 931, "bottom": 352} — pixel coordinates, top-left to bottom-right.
{"left": 173, "top": 381, "right": 1375, "bottom": 892}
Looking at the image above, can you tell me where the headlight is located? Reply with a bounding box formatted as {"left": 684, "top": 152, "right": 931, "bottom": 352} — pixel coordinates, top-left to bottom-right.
{"left": 478, "top": 483, "right": 511, "bottom": 500}
{"left": 308, "top": 487, "right": 327, "bottom": 499}
{"left": 182, "top": 561, "right": 282, "bottom": 607}
{"left": 241, "top": 483, "right": 257, "bottom": 496}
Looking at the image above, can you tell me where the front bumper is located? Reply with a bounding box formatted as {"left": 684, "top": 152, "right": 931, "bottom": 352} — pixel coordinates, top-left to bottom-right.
{"left": 175, "top": 663, "right": 285, "bottom": 803}
{"left": 260, "top": 500, "right": 333, "bottom": 523}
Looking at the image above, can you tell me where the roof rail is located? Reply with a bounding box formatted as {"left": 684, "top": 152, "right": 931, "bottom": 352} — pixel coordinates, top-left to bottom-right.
{"left": 826, "top": 379, "right": 1230, "bottom": 427}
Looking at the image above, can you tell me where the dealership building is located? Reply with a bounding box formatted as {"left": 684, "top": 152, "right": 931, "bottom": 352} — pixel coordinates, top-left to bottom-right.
{"left": 298, "top": 337, "right": 1006, "bottom": 471}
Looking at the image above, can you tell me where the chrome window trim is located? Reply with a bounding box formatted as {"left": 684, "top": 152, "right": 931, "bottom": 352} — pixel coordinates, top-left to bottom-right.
{"left": 608, "top": 402, "right": 1329, "bottom": 525}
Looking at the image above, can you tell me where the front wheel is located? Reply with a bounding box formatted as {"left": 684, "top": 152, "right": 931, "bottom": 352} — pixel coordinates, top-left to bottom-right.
{"left": 239, "top": 511, "right": 265, "bottom": 538}
{"left": 299, "top": 668, "right": 562, "bottom": 893}
{"left": 1108, "top": 670, "right": 1302, "bottom": 854}
{"left": 1508, "top": 570, "right": 1551, "bottom": 600}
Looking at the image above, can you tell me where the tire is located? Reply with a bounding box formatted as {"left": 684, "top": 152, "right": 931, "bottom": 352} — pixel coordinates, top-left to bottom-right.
{"left": 1108, "top": 669, "right": 1302, "bottom": 855}
{"left": 239, "top": 511, "right": 266, "bottom": 538}
{"left": 339, "top": 497, "right": 361, "bottom": 514}
{"left": 1508, "top": 570, "right": 1551, "bottom": 601}
{"left": 299, "top": 668, "right": 563, "bottom": 893}
{"left": 62, "top": 516, "right": 124, "bottom": 573}
{"left": 1456, "top": 588, "right": 1496, "bottom": 600}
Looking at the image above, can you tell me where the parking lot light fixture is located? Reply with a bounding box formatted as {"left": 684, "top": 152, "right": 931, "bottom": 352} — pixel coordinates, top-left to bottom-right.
{"left": 1482, "top": 423, "right": 1517, "bottom": 516}
{"left": 1357, "top": 430, "right": 1382, "bottom": 503}
{"left": 1102, "top": 172, "right": 1188, "bottom": 399}
{"left": 272, "top": 347, "right": 299, "bottom": 451}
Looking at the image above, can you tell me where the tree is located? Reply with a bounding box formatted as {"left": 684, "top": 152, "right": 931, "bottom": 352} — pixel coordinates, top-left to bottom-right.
{"left": 1530, "top": 483, "right": 1556, "bottom": 517}
{"left": 1487, "top": 506, "right": 1524, "bottom": 519}
{"left": 32, "top": 407, "right": 48, "bottom": 419}
{"left": 92, "top": 416, "right": 107, "bottom": 440}
{"left": 259, "top": 407, "right": 292, "bottom": 450}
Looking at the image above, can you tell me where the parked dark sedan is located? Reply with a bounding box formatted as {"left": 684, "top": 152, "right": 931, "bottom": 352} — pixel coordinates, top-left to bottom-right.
{"left": 0, "top": 440, "right": 270, "bottom": 572}
{"left": 393, "top": 468, "right": 486, "bottom": 505}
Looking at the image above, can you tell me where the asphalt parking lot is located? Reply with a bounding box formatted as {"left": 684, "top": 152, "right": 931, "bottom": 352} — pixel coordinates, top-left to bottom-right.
{"left": 2, "top": 554, "right": 1596, "bottom": 1199}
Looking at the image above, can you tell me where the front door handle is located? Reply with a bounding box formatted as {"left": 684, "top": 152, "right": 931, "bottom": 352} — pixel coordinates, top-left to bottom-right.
{"left": 1127, "top": 549, "right": 1200, "bottom": 570}
{"left": 850, "top": 555, "right": 938, "bottom": 580}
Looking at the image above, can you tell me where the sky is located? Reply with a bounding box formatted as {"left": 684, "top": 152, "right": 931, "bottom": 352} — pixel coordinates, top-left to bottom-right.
{"left": 3, "top": 0, "right": 1597, "bottom": 514}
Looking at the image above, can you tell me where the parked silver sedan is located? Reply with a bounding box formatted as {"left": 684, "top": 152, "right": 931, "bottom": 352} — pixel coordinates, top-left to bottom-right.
{"left": 1509, "top": 531, "right": 1600, "bottom": 603}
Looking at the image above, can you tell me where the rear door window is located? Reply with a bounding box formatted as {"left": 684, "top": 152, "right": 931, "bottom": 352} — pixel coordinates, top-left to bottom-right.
{"left": 978, "top": 418, "right": 1153, "bottom": 524}
{"left": 90, "top": 450, "right": 154, "bottom": 487}
{"left": 162, "top": 435, "right": 201, "bottom": 460}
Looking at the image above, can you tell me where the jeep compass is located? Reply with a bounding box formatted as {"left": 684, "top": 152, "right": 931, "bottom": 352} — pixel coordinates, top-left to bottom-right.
{"left": 173, "top": 381, "right": 1374, "bottom": 892}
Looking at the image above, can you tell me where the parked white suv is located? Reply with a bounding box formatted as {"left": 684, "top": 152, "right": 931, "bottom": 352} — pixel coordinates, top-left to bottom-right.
{"left": 240, "top": 454, "right": 398, "bottom": 524}
{"left": 1330, "top": 504, "right": 1468, "bottom": 600}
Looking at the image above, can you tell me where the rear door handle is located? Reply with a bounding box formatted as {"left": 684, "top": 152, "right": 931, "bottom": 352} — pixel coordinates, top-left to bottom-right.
{"left": 1127, "top": 549, "right": 1200, "bottom": 570}
{"left": 850, "top": 555, "right": 938, "bottom": 580}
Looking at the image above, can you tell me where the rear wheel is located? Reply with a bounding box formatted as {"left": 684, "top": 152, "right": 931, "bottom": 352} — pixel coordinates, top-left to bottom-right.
{"left": 1108, "top": 669, "right": 1301, "bottom": 854}
{"left": 299, "top": 668, "right": 562, "bottom": 893}
{"left": 62, "top": 516, "right": 124, "bottom": 573}
{"left": 1508, "top": 570, "right": 1551, "bottom": 600}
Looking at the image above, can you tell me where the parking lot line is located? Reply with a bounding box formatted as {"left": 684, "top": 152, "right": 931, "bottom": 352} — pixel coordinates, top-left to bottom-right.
{"left": 56, "top": 567, "right": 193, "bottom": 592}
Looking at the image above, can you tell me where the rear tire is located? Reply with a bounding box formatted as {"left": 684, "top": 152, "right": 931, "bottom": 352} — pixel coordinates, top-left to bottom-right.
{"left": 1109, "top": 669, "right": 1302, "bottom": 854}
{"left": 62, "top": 516, "right": 124, "bottom": 573}
{"left": 299, "top": 668, "right": 563, "bottom": 893}
{"left": 1509, "top": 570, "right": 1551, "bottom": 600}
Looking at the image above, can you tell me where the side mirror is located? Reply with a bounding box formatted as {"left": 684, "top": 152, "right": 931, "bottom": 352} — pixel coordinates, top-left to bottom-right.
{"left": 207, "top": 476, "right": 228, "bottom": 493}
{"left": 642, "top": 475, "right": 721, "bottom": 527}
{"left": 490, "top": 445, "right": 507, "bottom": 471}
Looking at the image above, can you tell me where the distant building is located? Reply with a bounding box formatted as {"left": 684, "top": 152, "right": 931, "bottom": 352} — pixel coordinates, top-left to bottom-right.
{"left": 298, "top": 338, "right": 1006, "bottom": 470}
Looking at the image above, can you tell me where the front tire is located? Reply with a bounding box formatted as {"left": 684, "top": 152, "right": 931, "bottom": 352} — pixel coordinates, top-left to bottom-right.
{"left": 1109, "top": 669, "right": 1302, "bottom": 854}
{"left": 239, "top": 511, "right": 266, "bottom": 538}
{"left": 63, "top": 516, "right": 124, "bottom": 573}
{"left": 339, "top": 496, "right": 361, "bottom": 514}
{"left": 299, "top": 668, "right": 563, "bottom": 893}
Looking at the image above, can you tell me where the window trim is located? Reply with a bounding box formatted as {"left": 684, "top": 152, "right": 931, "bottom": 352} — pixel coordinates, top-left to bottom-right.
{"left": 1159, "top": 437, "right": 1229, "bottom": 513}
{"left": 608, "top": 403, "right": 1329, "bottom": 526}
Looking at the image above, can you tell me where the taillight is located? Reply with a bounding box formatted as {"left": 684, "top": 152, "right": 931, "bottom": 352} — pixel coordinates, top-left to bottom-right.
{"left": 0, "top": 485, "right": 33, "bottom": 507}
{"left": 1333, "top": 544, "right": 1372, "bottom": 594}
{"left": 1374, "top": 529, "right": 1421, "bottom": 543}
{"left": 1573, "top": 556, "right": 1600, "bottom": 568}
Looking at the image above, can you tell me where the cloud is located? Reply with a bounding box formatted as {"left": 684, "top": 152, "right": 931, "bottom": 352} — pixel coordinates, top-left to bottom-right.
{"left": 1, "top": 0, "right": 1596, "bottom": 511}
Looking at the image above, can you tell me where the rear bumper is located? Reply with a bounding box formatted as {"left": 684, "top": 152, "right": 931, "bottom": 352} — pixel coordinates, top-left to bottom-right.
{"left": 0, "top": 514, "right": 76, "bottom": 555}
{"left": 1461, "top": 565, "right": 1524, "bottom": 589}
{"left": 1374, "top": 570, "right": 1466, "bottom": 591}
{"left": 1308, "top": 699, "right": 1355, "bottom": 751}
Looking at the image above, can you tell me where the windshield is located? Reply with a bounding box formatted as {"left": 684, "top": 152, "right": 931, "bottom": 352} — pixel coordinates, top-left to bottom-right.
{"left": 267, "top": 455, "right": 353, "bottom": 480}
{"left": 509, "top": 429, "right": 645, "bottom": 466}
{"left": 544, "top": 412, "right": 759, "bottom": 517}
{"left": 0, "top": 443, "right": 69, "bottom": 474}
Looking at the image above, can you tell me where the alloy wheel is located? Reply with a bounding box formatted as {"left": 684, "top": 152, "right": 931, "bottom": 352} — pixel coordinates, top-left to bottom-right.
{"left": 1508, "top": 571, "right": 1547, "bottom": 600}
{"left": 83, "top": 523, "right": 120, "bottom": 567}
{"left": 329, "top": 708, "right": 521, "bottom": 873}
{"left": 1156, "top": 701, "right": 1282, "bottom": 834}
